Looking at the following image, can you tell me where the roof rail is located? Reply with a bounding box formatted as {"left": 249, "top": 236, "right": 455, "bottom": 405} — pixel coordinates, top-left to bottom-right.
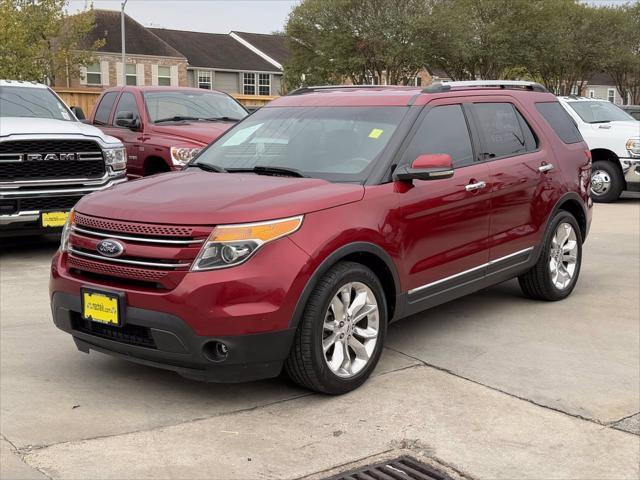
{"left": 287, "top": 84, "right": 405, "bottom": 96}
{"left": 423, "top": 80, "right": 548, "bottom": 93}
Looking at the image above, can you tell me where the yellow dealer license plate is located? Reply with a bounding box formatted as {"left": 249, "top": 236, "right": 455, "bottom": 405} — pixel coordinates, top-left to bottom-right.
{"left": 41, "top": 211, "right": 69, "bottom": 227}
{"left": 82, "top": 289, "right": 121, "bottom": 326}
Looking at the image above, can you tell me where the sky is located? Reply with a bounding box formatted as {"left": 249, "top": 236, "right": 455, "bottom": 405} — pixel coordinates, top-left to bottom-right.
{"left": 66, "top": 0, "right": 632, "bottom": 35}
{"left": 66, "top": 0, "right": 302, "bottom": 34}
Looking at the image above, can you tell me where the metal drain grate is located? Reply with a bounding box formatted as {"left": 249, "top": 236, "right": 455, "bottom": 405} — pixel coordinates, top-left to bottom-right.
{"left": 325, "top": 455, "right": 453, "bottom": 480}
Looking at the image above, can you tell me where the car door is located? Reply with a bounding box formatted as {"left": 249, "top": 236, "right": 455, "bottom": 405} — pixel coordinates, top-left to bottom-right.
{"left": 98, "top": 92, "right": 146, "bottom": 178}
{"left": 395, "top": 102, "right": 492, "bottom": 308}
{"left": 470, "top": 99, "right": 554, "bottom": 268}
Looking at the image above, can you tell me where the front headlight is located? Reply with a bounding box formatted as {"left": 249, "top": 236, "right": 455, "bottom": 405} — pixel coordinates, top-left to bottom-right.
{"left": 626, "top": 138, "right": 640, "bottom": 157}
{"left": 192, "top": 216, "right": 303, "bottom": 271}
{"left": 104, "top": 146, "right": 127, "bottom": 171}
{"left": 171, "top": 146, "right": 202, "bottom": 166}
{"left": 60, "top": 209, "right": 76, "bottom": 252}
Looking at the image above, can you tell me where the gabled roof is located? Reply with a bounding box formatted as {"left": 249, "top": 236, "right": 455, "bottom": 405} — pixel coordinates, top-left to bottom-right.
{"left": 588, "top": 71, "right": 616, "bottom": 86}
{"left": 150, "top": 28, "right": 280, "bottom": 72}
{"left": 81, "top": 10, "right": 185, "bottom": 58}
{"left": 230, "top": 31, "right": 290, "bottom": 68}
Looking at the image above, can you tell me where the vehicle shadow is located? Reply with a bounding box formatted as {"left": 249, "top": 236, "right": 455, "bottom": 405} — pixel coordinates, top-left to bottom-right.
{"left": 0, "top": 234, "right": 60, "bottom": 256}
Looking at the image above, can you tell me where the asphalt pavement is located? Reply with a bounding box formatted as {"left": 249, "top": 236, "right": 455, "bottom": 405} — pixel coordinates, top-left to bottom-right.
{"left": 1, "top": 194, "right": 638, "bottom": 480}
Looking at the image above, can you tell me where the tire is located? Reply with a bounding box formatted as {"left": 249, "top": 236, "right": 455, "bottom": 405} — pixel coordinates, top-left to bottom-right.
{"left": 518, "top": 211, "right": 583, "bottom": 301}
{"left": 284, "top": 261, "right": 387, "bottom": 394}
{"left": 591, "top": 160, "right": 624, "bottom": 203}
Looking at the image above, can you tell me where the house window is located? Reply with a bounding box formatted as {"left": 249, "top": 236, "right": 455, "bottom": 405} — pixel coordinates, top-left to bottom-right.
{"left": 243, "top": 73, "right": 256, "bottom": 95}
{"left": 607, "top": 88, "right": 615, "bottom": 103}
{"left": 86, "top": 62, "right": 102, "bottom": 85}
{"left": 197, "top": 70, "right": 212, "bottom": 89}
{"left": 589, "top": 90, "right": 595, "bottom": 98}
{"left": 158, "top": 66, "right": 171, "bottom": 86}
{"left": 570, "top": 84, "right": 578, "bottom": 95}
{"left": 414, "top": 76, "right": 422, "bottom": 87}
{"left": 258, "top": 74, "right": 271, "bottom": 95}
{"left": 126, "top": 64, "right": 137, "bottom": 86}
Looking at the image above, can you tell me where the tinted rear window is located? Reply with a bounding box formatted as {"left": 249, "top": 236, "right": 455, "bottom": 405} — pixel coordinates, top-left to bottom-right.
{"left": 473, "top": 103, "right": 532, "bottom": 159}
{"left": 535, "top": 102, "right": 583, "bottom": 144}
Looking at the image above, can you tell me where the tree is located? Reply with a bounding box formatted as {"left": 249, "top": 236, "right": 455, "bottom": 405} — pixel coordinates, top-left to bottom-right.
{"left": 283, "top": 0, "right": 429, "bottom": 89}
{"left": 605, "top": 3, "right": 640, "bottom": 104}
{"left": 0, "top": 0, "right": 103, "bottom": 85}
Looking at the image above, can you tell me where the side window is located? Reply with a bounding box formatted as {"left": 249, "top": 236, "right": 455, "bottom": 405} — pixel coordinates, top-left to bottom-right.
{"left": 114, "top": 92, "right": 140, "bottom": 125}
{"left": 402, "top": 104, "right": 474, "bottom": 168}
{"left": 535, "top": 102, "right": 583, "bottom": 144}
{"left": 473, "top": 103, "right": 530, "bottom": 159}
{"left": 93, "top": 91, "right": 118, "bottom": 125}
{"left": 514, "top": 109, "right": 538, "bottom": 152}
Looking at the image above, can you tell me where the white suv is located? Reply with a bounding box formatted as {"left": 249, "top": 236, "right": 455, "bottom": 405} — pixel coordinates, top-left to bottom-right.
{"left": 558, "top": 96, "right": 640, "bottom": 202}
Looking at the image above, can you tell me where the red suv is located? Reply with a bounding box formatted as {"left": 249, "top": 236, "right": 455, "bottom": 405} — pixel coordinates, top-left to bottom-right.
{"left": 50, "top": 81, "right": 592, "bottom": 394}
{"left": 89, "top": 86, "right": 247, "bottom": 178}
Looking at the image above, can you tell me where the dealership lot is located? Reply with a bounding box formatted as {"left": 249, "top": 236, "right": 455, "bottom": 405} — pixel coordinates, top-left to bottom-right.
{"left": 1, "top": 196, "right": 638, "bottom": 480}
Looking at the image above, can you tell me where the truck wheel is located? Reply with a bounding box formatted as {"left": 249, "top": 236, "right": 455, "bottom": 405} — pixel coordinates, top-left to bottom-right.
{"left": 284, "top": 262, "right": 387, "bottom": 394}
{"left": 518, "top": 211, "right": 582, "bottom": 301}
{"left": 591, "top": 160, "right": 624, "bottom": 203}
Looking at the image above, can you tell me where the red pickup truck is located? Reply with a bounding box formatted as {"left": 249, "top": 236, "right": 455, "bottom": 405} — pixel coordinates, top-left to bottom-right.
{"left": 89, "top": 86, "right": 248, "bottom": 178}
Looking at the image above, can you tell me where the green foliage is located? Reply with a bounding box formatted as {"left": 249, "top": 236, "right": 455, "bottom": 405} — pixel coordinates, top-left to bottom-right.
{"left": 0, "top": 0, "right": 104, "bottom": 84}
{"left": 284, "top": 0, "right": 640, "bottom": 103}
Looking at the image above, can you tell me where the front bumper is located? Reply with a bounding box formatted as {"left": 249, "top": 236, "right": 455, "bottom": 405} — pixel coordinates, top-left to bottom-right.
{"left": 51, "top": 291, "right": 296, "bottom": 382}
{"left": 621, "top": 158, "right": 640, "bottom": 190}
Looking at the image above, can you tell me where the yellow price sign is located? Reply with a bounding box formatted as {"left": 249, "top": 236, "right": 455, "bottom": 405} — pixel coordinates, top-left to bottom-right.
{"left": 41, "top": 211, "right": 69, "bottom": 227}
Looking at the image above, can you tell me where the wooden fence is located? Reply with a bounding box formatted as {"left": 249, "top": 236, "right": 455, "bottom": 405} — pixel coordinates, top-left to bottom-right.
{"left": 54, "top": 88, "right": 277, "bottom": 117}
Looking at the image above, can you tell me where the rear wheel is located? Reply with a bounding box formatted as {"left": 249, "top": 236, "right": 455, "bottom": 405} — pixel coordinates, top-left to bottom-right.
{"left": 284, "top": 262, "right": 387, "bottom": 394}
{"left": 518, "top": 211, "right": 582, "bottom": 301}
{"left": 591, "top": 160, "right": 624, "bottom": 203}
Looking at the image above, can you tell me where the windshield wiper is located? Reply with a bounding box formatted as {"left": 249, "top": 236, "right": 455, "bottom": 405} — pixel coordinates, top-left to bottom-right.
{"left": 227, "top": 165, "right": 307, "bottom": 178}
{"left": 202, "top": 116, "right": 242, "bottom": 122}
{"left": 154, "top": 115, "right": 201, "bottom": 123}
{"left": 187, "top": 162, "right": 227, "bottom": 173}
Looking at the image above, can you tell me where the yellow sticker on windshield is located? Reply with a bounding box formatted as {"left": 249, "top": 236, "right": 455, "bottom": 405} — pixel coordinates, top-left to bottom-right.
{"left": 368, "top": 128, "right": 384, "bottom": 139}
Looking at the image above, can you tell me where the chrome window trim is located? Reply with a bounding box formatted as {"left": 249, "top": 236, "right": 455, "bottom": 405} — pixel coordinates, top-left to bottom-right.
{"left": 72, "top": 226, "right": 204, "bottom": 245}
{"left": 408, "top": 247, "right": 534, "bottom": 295}
{"left": 69, "top": 248, "right": 191, "bottom": 269}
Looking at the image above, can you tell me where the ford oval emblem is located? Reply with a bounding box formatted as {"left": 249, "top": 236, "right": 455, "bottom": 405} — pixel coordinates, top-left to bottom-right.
{"left": 96, "top": 239, "right": 124, "bottom": 258}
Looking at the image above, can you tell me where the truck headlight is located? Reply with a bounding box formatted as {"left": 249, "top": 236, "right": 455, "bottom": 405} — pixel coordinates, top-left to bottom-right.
{"left": 171, "top": 147, "right": 202, "bottom": 166}
{"left": 192, "top": 216, "right": 303, "bottom": 271}
{"left": 104, "top": 146, "right": 127, "bottom": 171}
{"left": 60, "top": 209, "right": 75, "bottom": 253}
{"left": 626, "top": 138, "right": 640, "bottom": 157}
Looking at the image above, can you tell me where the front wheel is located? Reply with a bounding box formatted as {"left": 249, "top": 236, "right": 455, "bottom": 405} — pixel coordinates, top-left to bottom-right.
{"left": 591, "top": 160, "right": 624, "bottom": 203}
{"left": 518, "top": 212, "right": 583, "bottom": 301}
{"left": 284, "top": 262, "right": 387, "bottom": 394}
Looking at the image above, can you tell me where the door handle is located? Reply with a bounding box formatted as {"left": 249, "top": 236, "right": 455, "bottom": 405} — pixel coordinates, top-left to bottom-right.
{"left": 538, "top": 163, "right": 554, "bottom": 173}
{"left": 465, "top": 181, "right": 486, "bottom": 192}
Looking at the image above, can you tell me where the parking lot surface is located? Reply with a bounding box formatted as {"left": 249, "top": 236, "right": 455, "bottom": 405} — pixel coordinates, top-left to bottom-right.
{"left": 1, "top": 195, "right": 638, "bottom": 480}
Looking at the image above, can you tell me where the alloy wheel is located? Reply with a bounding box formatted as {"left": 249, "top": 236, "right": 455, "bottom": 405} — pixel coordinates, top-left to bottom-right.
{"left": 549, "top": 222, "right": 579, "bottom": 290}
{"left": 322, "top": 282, "right": 380, "bottom": 378}
{"left": 591, "top": 169, "right": 611, "bottom": 196}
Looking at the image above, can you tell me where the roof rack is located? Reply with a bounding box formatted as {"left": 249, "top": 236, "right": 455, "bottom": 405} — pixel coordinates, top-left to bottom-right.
{"left": 287, "top": 85, "right": 406, "bottom": 96}
{"left": 423, "top": 80, "right": 548, "bottom": 93}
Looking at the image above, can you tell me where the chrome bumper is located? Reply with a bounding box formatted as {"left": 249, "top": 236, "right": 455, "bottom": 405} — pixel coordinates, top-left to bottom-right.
{"left": 621, "top": 159, "right": 640, "bottom": 186}
{"left": 0, "top": 175, "right": 127, "bottom": 226}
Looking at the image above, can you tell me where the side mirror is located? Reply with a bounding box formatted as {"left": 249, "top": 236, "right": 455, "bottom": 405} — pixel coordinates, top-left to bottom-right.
{"left": 115, "top": 111, "right": 141, "bottom": 130}
{"left": 70, "top": 106, "right": 86, "bottom": 120}
{"left": 394, "top": 153, "right": 454, "bottom": 182}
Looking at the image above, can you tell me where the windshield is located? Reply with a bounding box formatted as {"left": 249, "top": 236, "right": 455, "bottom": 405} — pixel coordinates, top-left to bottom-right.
{"left": 0, "top": 86, "right": 73, "bottom": 121}
{"left": 194, "top": 106, "right": 406, "bottom": 183}
{"left": 144, "top": 90, "right": 248, "bottom": 123}
{"left": 567, "top": 101, "right": 635, "bottom": 123}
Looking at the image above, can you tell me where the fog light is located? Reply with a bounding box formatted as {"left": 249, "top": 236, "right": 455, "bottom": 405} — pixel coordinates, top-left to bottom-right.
{"left": 203, "top": 341, "right": 229, "bottom": 362}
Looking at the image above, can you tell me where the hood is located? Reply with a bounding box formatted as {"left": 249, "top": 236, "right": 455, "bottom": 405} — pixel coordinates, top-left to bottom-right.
{"left": 148, "top": 121, "right": 234, "bottom": 146}
{"left": 588, "top": 120, "right": 640, "bottom": 137}
{"left": 76, "top": 170, "right": 365, "bottom": 225}
{"left": 0, "top": 117, "right": 121, "bottom": 144}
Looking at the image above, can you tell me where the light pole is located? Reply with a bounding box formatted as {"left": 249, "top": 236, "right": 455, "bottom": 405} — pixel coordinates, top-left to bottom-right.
{"left": 121, "top": 0, "right": 128, "bottom": 85}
